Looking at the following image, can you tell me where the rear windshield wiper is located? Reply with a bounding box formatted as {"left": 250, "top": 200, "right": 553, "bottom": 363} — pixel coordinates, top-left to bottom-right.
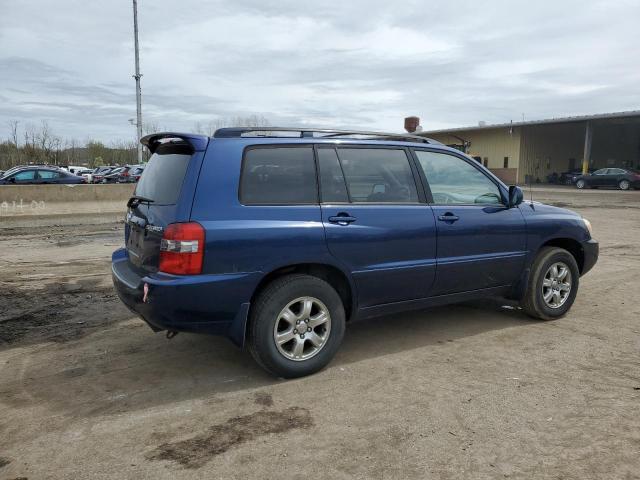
{"left": 127, "top": 195, "right": 155, "bottom": 208}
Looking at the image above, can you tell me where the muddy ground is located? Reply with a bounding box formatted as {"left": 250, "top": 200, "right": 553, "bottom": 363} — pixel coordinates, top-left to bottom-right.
{"left": 1, "top": 187, "right": 639, "bottom": 479}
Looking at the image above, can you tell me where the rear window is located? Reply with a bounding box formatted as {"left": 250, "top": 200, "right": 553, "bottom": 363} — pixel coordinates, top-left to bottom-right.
{"left": 135, "top": 146, "right": 191, "bottom": 205}
{"left": 240, "top": 147, "right": 317, "bottom": 205}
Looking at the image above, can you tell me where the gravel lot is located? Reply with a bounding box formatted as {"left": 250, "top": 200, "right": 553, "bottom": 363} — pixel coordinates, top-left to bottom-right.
{"left": 1, "top": 186, "right": 639, "bottom": 479}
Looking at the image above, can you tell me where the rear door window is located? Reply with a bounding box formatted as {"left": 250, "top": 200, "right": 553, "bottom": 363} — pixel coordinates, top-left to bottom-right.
{"left": 38, "top": 170, "right": 61, "bottom": 179}
{"left": 317, "top": 147, "right": 349, "bottom": 203}
{"left": 335, "top": 148, "right": 419, "bottom": 203}
{"left": 240, "top": 146, "right": 317, "bottom": 204}
{"left": 135, "top": 145, "right": 192, "bottom": 205}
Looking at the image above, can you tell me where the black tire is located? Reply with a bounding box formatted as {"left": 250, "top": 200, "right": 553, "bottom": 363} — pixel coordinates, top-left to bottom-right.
{"left": 521, "top": 247, "right": 580, "bottom": 320}
{"left": 247, "top": 274, "right": 345, "bottom": 378}
{"left": 619, "top": 179, "right": 630, "bottom": 190}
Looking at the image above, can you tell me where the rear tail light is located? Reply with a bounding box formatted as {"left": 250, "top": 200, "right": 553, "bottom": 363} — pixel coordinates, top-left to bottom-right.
{"left": 159, "top": 222, "right": 205, "bottom": 275}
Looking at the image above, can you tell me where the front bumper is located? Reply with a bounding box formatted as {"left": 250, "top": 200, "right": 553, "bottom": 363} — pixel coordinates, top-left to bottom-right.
{"left": 111, "top": 248, "right": 260, "bottom": 347}
{"left": 581, "top": 238, "right": 599, "bottom": 276}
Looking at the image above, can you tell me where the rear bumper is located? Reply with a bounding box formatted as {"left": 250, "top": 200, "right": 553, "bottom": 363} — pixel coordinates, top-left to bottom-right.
{"left": 581, "top": 238, "right": 599, "bottom": 276}
{"left": 111, "top": 248, "right": 260, "bottom": 347}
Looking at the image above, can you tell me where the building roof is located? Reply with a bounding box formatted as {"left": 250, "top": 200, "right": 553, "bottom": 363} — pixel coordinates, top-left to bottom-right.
{"left": 420, "top": 109, "right": 640, "bottom": 135}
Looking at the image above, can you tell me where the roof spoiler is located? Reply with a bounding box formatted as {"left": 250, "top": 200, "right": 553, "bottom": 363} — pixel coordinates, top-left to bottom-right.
{"left": 141, "top": 132, "right": 209, "bottom": 154}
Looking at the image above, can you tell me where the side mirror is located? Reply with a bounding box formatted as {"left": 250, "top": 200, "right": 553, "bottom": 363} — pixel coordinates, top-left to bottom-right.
{"left": 508, "top": 185, "right": 524, "bottom": 207}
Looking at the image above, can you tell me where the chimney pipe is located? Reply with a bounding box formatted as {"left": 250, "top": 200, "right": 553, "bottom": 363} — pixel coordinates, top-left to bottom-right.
{"left": 404, "top": 116, "right": 420, "bottom": 133}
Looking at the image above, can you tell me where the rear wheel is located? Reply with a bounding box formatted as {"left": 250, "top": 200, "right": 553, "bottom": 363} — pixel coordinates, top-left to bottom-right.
{"left": 619, "top": 179, "right": 630, "bottom": 190}
{"left": 248, "top": 274, "right": 345, "bottom": 378}
{"left": 521, "top": 247, "right": 580, "bottom": 320}
{"left": 576, "top": 179, "right": 586, "bottom": 189}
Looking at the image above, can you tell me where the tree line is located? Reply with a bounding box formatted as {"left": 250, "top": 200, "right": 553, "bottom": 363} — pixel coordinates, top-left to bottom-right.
{"left": 0, "top": 115, "right": 270, "bottom": 171}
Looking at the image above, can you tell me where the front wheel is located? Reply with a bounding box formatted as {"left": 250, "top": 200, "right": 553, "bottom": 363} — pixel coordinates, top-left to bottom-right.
{"left": 576, "top": 179, "right": 586, "bottom": 189}
{"left": 619, "top": 179, "right": 630, "bottom": 190}
{"left": 247, "top": 274, "right": 345, "bottom": 378}
{"left": 521, "top": 247, "right": 580, "bottom": 320}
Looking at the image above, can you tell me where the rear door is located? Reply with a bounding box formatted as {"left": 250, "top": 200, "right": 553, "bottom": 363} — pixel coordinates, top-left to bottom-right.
{"left": 125, "top": 140, "right": 202, "bottom": 274}
{"left": 37, "top": 169, "right": 61, "bottom": 184}
{"left": 590, "top": 168, "right": 609, "bottom": 187}
{"left": 413, "top": 149, "right": 526, "bottom": 296}
{"left": 320, "top": 146, "right": 437, "bottom": 307}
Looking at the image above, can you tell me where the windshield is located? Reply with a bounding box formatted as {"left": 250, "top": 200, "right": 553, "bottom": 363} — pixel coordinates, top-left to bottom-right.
{"left": 134, "top": 147, "right": 191, "bottom": 205}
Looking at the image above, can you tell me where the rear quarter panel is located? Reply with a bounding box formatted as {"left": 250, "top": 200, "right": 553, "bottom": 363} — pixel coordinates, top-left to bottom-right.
{"left": 190, "top": 139, "right": 347, "bottom": 279}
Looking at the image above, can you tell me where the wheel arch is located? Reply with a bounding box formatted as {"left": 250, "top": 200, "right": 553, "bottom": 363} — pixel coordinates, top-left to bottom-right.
{"left": 539, "top": 237, "right": 585, "bottom": 273}
{"left": 250, "top": 263, "right": 356, "bottom": 322}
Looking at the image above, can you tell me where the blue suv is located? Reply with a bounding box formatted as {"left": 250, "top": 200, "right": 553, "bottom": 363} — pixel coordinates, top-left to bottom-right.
{"left": 112, "top": 128, "right": 598, "bottom": 378}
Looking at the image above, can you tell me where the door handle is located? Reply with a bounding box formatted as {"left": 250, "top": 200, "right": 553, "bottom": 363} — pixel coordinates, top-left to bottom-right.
{"left": 328, "top": 213, "right": 357, "bottom": 225}
{"left": 437, "top": 213, "right": 459, "bottom": 223}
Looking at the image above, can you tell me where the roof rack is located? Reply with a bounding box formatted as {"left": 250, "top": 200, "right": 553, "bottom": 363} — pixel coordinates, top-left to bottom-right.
{"left": 213, "top": 127, "right": 439, "bottom": 144}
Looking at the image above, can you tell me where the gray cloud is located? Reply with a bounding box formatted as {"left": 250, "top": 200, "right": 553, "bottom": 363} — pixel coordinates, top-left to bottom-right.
{"left": 1, "top": 0, "right": 639, "bottom": 142}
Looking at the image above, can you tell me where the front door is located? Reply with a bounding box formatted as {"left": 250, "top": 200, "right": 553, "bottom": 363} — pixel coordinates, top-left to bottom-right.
{"left": 318, "top": 146, "right": 437, "bottom": 308}
{"left": 413, "top": 149, "right": 527, "bottom": 296}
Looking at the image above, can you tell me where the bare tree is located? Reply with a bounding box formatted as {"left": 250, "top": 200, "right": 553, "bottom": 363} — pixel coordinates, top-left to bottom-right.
{"left": 8, "top": 120, "right": 19, "bottom": 147}
{"left": 193, "top": 115, "right": 270, "bottom": 136}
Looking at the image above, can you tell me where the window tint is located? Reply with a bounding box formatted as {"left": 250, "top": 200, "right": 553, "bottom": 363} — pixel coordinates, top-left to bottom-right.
{"left": 135, "top": 146, "right": 192, "bottom": 205}
{"left": 38, "top": 170, "right": 60, "bottom": 179}
{"left": 13, "top": 170, "right": 36, "bottom": 181}
{"left": 415, "top": 150, "right": 503, "bottom": 205}
{"left": 240, "top": 147, "right": 316, "bottom": 204}
{"left": 593, "top": 168, "right": 608, "bottom": 175}
{"left": 609, "top": 168, "right": 625, "bottom": 174}
{"left": 336, "top": 148, "right": 418, "bottom": 203}
{"left": 317, "top": 148, "right": 349, "bottom": 203}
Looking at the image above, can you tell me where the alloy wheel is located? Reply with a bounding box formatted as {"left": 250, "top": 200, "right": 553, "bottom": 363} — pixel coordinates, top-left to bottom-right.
{"left": 541, "top": 262, "right": 572, "bottom": 309}
{"left": 273, "top": 296, "right": 331, "bottom": 361}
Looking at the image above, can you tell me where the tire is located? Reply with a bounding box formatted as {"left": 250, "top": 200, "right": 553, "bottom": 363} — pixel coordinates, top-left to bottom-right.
{"left": 247, "top": 274, "right": 345, "bottom": 378}
{"left": 521, "top": 247, "right": 580, "bottom": 320}
{"left": 619, "top": 179, "right": 630, "bottom": 190}
{"left": 576, "top": 179, "right": 586, "bottom": 189}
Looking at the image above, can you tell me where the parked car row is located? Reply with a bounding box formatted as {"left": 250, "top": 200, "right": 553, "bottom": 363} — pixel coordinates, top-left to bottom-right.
{"left": 0, "top": 164, "right": 145, "bottom": 185}
{"left": 90, "top": 165, "right": 145, "bottom": 183}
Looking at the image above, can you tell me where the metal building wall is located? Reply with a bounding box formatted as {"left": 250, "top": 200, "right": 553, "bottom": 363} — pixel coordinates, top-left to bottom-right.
{"left": 429, "top": 128, "right": 521, "bottom": 183}
{"left": 518, "top": 123, "right": 584, "bottom": 183}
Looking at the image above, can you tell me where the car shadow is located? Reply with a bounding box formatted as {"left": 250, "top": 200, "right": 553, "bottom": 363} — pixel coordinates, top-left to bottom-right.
{"left": 5, "top": 299, "right": 530, "bottom": 419}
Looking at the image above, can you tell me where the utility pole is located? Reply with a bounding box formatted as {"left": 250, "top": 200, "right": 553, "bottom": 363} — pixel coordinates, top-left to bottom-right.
{"left": 132, "top": 0, "right": 143, "bottom": 163}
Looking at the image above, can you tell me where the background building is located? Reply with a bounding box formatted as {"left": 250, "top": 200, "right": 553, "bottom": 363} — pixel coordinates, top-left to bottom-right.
{"left": 416, "top": 110, "right": 640, "bottom": 184}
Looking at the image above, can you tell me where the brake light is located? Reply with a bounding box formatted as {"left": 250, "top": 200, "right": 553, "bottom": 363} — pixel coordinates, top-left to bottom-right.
{"left": 159, "top": 222, "right": 205, "bottom": 275}
{"left": 122, "top": 171, "right": 130, "bottom": 176}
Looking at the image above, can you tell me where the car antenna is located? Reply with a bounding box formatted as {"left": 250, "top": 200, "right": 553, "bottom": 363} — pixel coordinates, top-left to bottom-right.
{"left": 528, "top": 165, "right": 535, "bottom": 209}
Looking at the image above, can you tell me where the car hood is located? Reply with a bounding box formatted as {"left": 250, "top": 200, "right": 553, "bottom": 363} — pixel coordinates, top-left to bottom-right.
{"left": 525, "top": 201, "right": 582, "bottom": 219}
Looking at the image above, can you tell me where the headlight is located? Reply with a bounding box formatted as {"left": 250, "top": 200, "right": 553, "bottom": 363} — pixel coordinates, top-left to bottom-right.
{"left": 582, "top": 218, "right": 593, "bottom": 237}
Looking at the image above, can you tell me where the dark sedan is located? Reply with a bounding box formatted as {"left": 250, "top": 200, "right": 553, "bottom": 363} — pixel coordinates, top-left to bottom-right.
{"left": 575, "top": 168, "right": 640, "bottom": 190}
{"left": 0, "top": 166, "right": 86, "bottom": 185}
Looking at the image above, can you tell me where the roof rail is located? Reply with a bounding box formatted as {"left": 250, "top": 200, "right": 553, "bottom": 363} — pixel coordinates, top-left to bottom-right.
{"left": 213, "top": 127, "right": 439, "bottom": 144}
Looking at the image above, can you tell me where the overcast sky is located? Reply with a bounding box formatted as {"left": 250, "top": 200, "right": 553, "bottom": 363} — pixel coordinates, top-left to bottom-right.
{"left": 1, "top": 0, "right": 639, "bottom": 143}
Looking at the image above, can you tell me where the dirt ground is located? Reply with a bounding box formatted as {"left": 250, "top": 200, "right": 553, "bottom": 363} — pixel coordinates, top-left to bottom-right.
{"left": 1, "top": 186, "right": 639, "bottom": 480}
